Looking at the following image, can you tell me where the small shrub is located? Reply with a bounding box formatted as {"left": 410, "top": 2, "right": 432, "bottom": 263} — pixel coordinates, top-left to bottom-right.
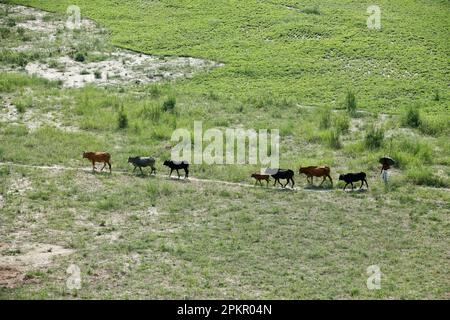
{"left": 303, "top": 6, "right": 321, "bottom": 15}
{"left": 6, "top": 18, "right": 16, "bottom": 27}
{"left": 364, "top": 126, "right": 384, "bottom": 150}
{"left": 94, "top": 70, "right": 102, "bottom": 79}
{"left": 162, "top": 96, "right": 176, "bottom": 112}
{"left": 333, "top": 114, "right": 350, "bottom": 134}
{"left": 433, "top": 90, "right": 440, "bottom": 101}
{"left": 13, "top": 96, "right": 33, "bottom": 113}
{"left": 74, "top": 52, "right": 86, "bottom": 62}
{"left": 402, "top": 105, "right": 421, "bottom": 128}
{"left": 345, "top": 90, "right": 357, "bottom": 116}
{"left": 117, "top": 106, "right": 128, "bottom": 129}
{"left": 0, "top": 27, "right": 10, "bottom": 39}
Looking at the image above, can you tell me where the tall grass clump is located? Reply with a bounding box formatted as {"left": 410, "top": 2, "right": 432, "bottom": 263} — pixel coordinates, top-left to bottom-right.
{"left": 345, "top": 90, "right": 357, "bottom": 117}
{"left": 140, "top": 104, "right": 161, "bottom": 122}
{"left": 402, "top": 105, "right": 421, "bottom": 128}
{"left": 333, "top": 114, "right": 350, "bottom": 134}
{"left": 319, "top": 108, "right": 331, "bottom": 129}
{"left": 117, "top": 106, "right": 128, "bottom": 129}
{"left": 419, "top": 116, "right": 448, "bottom": 136}
{"left": 324, "top": 129, "right": 341, "bottom": 149}
{"left": 406, "top": 166, "right": 448, "bottom": 188}
{"left": 389, "top": 137, "right": 432, "bottom": 169}
{"left": 364, "top": 126, "right": 384, "bottom": 150}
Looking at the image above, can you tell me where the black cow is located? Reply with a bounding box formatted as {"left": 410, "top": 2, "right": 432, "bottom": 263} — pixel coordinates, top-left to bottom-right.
{"left": 128, "top": 156, "right": 156, "bottom": 175}
{"left": 163, "top": 160, "right": 189, "bottom": 179}
{"left": 338, "top": 172, "right": 368, "bottom": 191}
{"left": 269, "top": 169, "right": 295, "bottom": 188}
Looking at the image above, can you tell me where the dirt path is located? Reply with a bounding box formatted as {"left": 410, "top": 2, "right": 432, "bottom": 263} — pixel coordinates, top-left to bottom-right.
{"left": 1, "top": 161, "right": 448, "bottom": 192}
{"left": 0, "top": 161, "right": 328, "bottom": 192}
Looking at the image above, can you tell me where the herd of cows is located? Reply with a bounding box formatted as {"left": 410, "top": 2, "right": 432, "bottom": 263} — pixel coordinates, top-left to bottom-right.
{"left": 82, "top": 151, "right": 370, "bottom": 191}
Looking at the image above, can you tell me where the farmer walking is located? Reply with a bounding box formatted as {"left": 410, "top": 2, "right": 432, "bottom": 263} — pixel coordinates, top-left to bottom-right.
{"left": 379, "top": 156, "right": 395, "bottom": 184}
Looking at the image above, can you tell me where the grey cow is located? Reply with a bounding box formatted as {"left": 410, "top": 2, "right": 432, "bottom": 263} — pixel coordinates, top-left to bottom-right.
{"left": 128, "top": 156, "right": 156, "bottom": 175}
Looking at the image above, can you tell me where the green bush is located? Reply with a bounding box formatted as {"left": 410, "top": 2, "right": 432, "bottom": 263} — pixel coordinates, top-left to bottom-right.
{"left": 364, "top": 126, "right": 384, "bottom": 150}
{"left": 0, "top": 27, "right": 10, "bottom": 39}
{"left": 74, "top": 52, "right": 86, "bottom": 62}
{"left": 94, "top": 70, "right": 102, "bottom": 79}
{"left": 6, "top": 18, "right": 16, "bottom": 27}
{"left": 333, "top": 114, "right": 350, "bottom": 134}
{"left": 303, "top": 6, "right": 321, "bottom": 15}
{"left": 402, "top": 106, "right": 421, "bottom": 128}
{"left": 117, "top": 106, "right": 128, "bottom": 129}
{"left": 345, "top": 90, "right": 357, "bottom": 116}
{"left": 162, "top": 96, "right": 176, "bottom": 112}
{"left": 433, "top": 90, "right": 440, "bottom": 101}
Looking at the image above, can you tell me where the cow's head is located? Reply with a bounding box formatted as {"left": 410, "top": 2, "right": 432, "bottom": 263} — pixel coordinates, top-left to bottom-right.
{"left": 338, "top": 174, "right": 345, "bottom": 181}
{"left": 82, "top": 151, "right": 87, "bottom": 158}
{"left": 163, "top": 160, "right": 171, "bottom": 167}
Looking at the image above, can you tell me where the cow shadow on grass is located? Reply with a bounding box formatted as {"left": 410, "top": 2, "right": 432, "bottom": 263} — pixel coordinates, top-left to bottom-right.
{"left": 341, "top": 188, "right": 368, "bottom": 193}
{"left": 166, "top": 176, "right": 191, "bottom": 183}
{"left": 131, "top": 173, "right": 157, "bottom": 179}
{"left": 303, "top": 184, "right": 333, "bottom": 191}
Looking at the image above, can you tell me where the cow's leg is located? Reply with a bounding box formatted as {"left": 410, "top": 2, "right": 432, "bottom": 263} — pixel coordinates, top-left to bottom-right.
{"left": 351, "top": 182, "right": 354, "bottom": 191}
{"left": 360, "top": 180, "right": 364, "bottom": 189}
{"left": 100, "top": 162, "right": 106, "bottom": 171}
{"left": 91, "top": 160, "right": 96, "bottom": 172}
{"left": 291, "top": 177, "right": 295, "bottom": 188}
{"left": 327, "top": 175, "right": 333, "bottom": 186}
{"left": 278, "top": 179, "right": 284, "bottom": 188}
{"left": 151, "top": 166, "right": 156, "bottom": 175}
{"left": 319, "top": 176, "right": 326, "bottom": 186}
{"left": 108, "top": 161, "right": 111, "bottom": 173}
{"left": 132, "top": 165, "right": 137, "bottom": 173}
{"left": 139, "top": 166, "right": 144, "bottom": 175}
{"left": 184, "top": 168, "right": 189, "bottom": 179}
{"left": 169, "top": 169, "right": 173, "bottom": 177}
{"left": 266, "top": 179, "right": 269, "bottom": 187}
{"left": 273, "top": 179, "right": 277, "bottom": 187}
{"left": 343, "top": 183, "right": 348, "bottom": 191}
{"left": 176, "top": 169, "right": 180, "bottom": 179}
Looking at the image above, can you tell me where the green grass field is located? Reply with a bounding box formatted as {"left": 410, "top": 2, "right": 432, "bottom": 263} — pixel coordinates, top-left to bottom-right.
{"left": 0, "top": 0, "right": 449, "bottom": 299}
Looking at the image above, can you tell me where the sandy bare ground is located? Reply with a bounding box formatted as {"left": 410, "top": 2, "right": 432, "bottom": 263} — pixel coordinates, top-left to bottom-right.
{"left": 0, "top": 3, "right": 222, "bottom": 88}
{"left": 0, "top": 242, "right": 73, "bottom": 288}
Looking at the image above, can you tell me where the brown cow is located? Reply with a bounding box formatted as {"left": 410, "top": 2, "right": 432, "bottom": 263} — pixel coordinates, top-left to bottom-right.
{"left": 251, "top": 173, "right": 270, "bottom": 186}
{"left": 299, "top": 166, "right": 333, "bottom": 187}
{"left": 83, "top": 151, "right": 111, "bottom": 173}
